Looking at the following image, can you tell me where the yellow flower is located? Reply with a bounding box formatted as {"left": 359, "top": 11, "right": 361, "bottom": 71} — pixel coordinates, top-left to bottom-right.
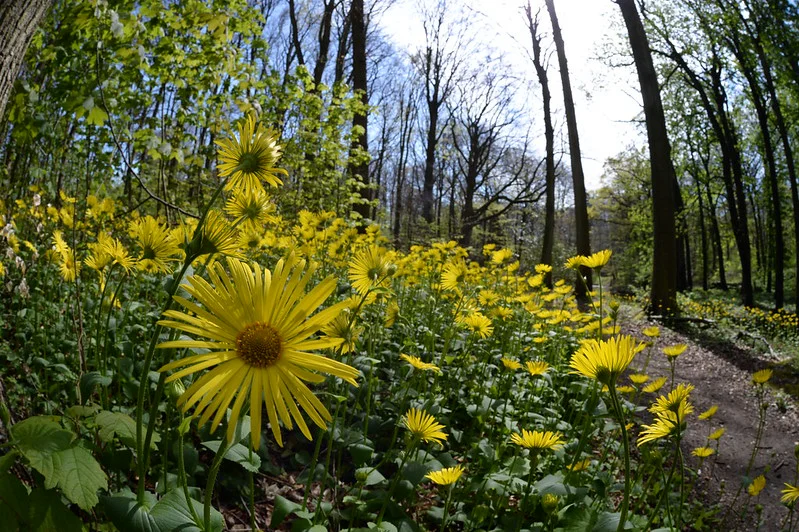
{"left": 564, "top": 255, "right": 586, "bottom": 270}
{"left": 748, "top": 475, "right": 766, "bottom": 496}
{"left": 349, "top": 246, "right": 393, "bottom": 296}
{"left": 569, "top": 335, "right": 645, "bottom": 386}
{"left": 320, "top": 310, "right": 361, "bottom": 354}
{"left": 637, "top": 415, "right": 679, "bottom": 446}
{"left": 525, "top": 361, "right": 549, "bottom": 377}
{"left": 403, "top": 408, "right": 447, "bottom": 445}
{"left": 781, "top": 483, "right": 799, "bottom": 503}
{"left": 157, "top": 256, "right": 359, "bottom": 449}
{"left": 384, "top": 301, "right": 400, "bottom": 327}
{"left": 752, "top": 369, "right": 773, "bottom": 385}
{"left": 534, "top": 264, "right": 552, "bottom": 274}
{"left": 582, "top": 250, "right": 612, "bottom": 269}
{"left": 440, "top": 260, "right": 467, "bottom": 292}
{"left": 129, "top": 216, "right": 181, "bottom": 273}
{"left": 691, "top": 446, "right": 715, "bottom": 458}
{"left": 491, "top": 248, "right": 513, "bottom": 265}
{"left": 426, "top": 465, "right": 464, "bottom": 486}
{"left": 216, "top": 113, "right": 286, "bottom": 194}
{"left": 629, "top": 374, "right": 649, "bottom": 385}
{"left": 58, "top": 253, "right": 80, "bottom": 282}
{"left": 224, "top": 188, "right": 276, "bottom": 229}
{"left": 104, "top": 237, "right": 136, "bottom": 272}
{"left": 501, "top": 358, "right": 522, "bottom": 371}
{"left": 650, "top": 383, "right": 694, "bottom": 416}
{"left": 642, "top": 326, "right": 660, "bottom": 338}
{"left": 709, "top": 427, "right": 726, "bottom": 440}
{"left": 478, "top": 289, "right": 500, "bottom": 307}
{"left": 616, "top": 385, "right": 635, "bottom": 393}
{"left": 52, "top": 230, "right": 69, "bottom": 255}
{"left": 698, "top": 405, "right": 718, "bottom": 420}
{"left": 568, "top": 458, "right": 591, "bottom": 471}
{"left": 643, "top": 376, "right": 668, "bottom": 393}
{"left": 400, "top": 354, "right": 440, "bottom": 373}
{"left": 190, "top": 211, "right": 241, "bottom": 259}
{"left": 510, "top": 429, "right": 565, "bottom": 451}
{"left": 662, "top": 344, "right": 687, "bottom": 358}
{"left": 464, "top": 313, "right": 493, "bottom": 338}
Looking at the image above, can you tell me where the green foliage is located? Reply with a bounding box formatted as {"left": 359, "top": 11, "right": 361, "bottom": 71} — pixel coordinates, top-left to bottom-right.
{"left": 10, "top": 416, "right": 108, "bottom": 511}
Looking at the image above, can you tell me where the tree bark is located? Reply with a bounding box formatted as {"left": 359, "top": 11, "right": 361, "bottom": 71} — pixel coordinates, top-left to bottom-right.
{"left": 526, "top": 5, "right": 555, "bottom": 286}
{"left": 545, "top": 0, "right": 592, "bottom": 297}
{"left": 616, "top": 0, "right": 678, "bottom": 314}
{"left": 0, "top": 0, "right": 51, "bottom": 123}
{"left": 348, "top": 0, "right": 370, "bottom": 221}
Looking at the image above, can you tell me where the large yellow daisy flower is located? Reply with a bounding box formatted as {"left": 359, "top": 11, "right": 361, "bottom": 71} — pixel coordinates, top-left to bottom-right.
{"left": 157, "top": 256, "right": 359, "bottom": 449}
{"left": 569, "top": 335, "right": 645, "bottom": 386}
{"left": 216, "top": 113, "right": 286, "bottom": 194}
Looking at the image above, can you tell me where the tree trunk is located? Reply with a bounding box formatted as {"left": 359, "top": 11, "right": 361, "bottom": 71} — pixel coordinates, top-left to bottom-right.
{"left": 616, "top": 0, "right": 678, "bottom": 314}
{"left": 0, "top": 0, "right": 51, "bottom": 123}
{"left": 348, "top": 0, "right": 370, "bottom": 222}
{"left": 526, "top": 5, "right": 554, "bottom": 286}
{"left": 545, "top": 0, "right": 592, "bottom": 297}
{"left": 312, "top": 0, "right": 336, "bottom": 87}
{"left": 705, "top": 182, "right": 727, "bottom": 289}
{"left": 728, "top": 31, "right": 783, "bottom": 307}
{"left": 695, "top": 173, "right": 709, "bottom": 291}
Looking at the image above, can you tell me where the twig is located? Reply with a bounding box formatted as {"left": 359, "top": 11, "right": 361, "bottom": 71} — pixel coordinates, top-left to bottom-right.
{"left": 735, "top": 330, "right": 777, "bottom": 359}
{"left": 94, "top": 50, "right": 198, "bottom": 219}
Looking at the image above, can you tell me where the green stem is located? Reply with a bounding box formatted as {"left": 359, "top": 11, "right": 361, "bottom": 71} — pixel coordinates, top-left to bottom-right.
{"left": 609, "top": 386, "right": 630, "bottom": 532}
{"left": 441, "top": 484, "right": 454, "bottom": 531}
{"left": 378, "top": 439, "right": 417, "bottom": 524}
{"left": 177, "top": 418, "right": 203, "bottom": 529}
{"left": 204, "top": 437, "right": 230, "bottom": 531}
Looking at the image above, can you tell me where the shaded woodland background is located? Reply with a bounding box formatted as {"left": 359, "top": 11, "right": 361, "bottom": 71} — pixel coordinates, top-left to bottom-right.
{"left": 3, "top": 0, "right": 799, "bottom": 313}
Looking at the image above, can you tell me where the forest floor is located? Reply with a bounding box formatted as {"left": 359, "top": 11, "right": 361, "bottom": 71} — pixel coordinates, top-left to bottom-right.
{"left": 626, "top": 307, "right": 799, "bottom": 530}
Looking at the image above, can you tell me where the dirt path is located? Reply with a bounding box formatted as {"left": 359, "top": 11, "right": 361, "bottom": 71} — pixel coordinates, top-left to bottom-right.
{"left": 627, "top": 313, "right": 799, "bottom": 530}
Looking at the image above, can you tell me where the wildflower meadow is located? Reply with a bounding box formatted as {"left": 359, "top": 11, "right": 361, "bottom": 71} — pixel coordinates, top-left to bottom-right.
{"left": 1, "top": 116, "right": 798, "bottom": 532}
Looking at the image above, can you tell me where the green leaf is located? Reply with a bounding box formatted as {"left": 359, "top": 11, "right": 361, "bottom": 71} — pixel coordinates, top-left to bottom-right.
{"left": 80, "top": 372, "right": 112, "bottom": 402}
{"left": 102, "top": 490, "right": 159, "bottom": 532}
{"left": 401, "top": 461, "right": 429, "bottom": 486}
{"left": 271, "top": 494, "right": 302, "bottom": 528}
{"left": 349, "top": 443, "right": 374, "bottom": 466}
{"left": 27, "top": 488, "right": 83, "bottom": 532}
{"left": 534, "top": 473, "right": 568, "bottom": 496}
{"left": 95, "top": 410, "right": 155, "bottom": 448}
{"left": 201, "top": 441, "right": 260, "bottom": 472}
{"left": 0, "top": 450, "right": 18, "bottom": 473}
{"left": 0, "top": 471, "right": 29, "bottom": 526}
{"left": 65, "top": 404, "right": 101, "bottom": 419}
{"left": 151, "top": 489, "right": 222, "bottom": 532}
{"left": 355, "top": 467, "right": 386, "bottom": 486}
{"left": 11, "top": 417, "right": 73, "bottom": 482}
{"left": 49, "top": 445, "right": 108, "bottom": 510}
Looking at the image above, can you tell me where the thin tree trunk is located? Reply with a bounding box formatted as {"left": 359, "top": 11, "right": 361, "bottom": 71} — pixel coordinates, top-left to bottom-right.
{"left": 545, "top": 0, "right": 591, "bottom": 297}
{"left": 348, "top": 0, "right": 370, "bottom": 221}
{"left": 526, "top": 5, "right": 555, "bottom": 286}
{"left": 616, "top": 0, "right": 678, "bottom": 314}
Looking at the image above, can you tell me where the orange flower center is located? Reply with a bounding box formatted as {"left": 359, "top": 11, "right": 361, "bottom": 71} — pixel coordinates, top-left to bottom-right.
{"left": 236, "top": 322, "right": 282, "bottom": 367}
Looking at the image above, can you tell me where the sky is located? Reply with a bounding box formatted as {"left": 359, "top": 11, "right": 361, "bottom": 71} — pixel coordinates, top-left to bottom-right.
{"left": 377, "top": 0, "right": 644, "bottom": 191}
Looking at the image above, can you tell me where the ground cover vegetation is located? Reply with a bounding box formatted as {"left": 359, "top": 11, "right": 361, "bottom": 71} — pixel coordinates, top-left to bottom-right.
{"left": 3, "top": 0, "right": 799, "bottom": 531}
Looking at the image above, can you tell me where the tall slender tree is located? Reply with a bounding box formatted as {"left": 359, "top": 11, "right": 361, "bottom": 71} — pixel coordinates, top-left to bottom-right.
{"left": 349, "top": 0, "right": 371, "bottom": 221}
{"left": 545, "top": 0, "right": 592, "bottom": 298}
{"left": 525, "top": 5, "right": 555, "bottom": 285}
{"left": 615, "top": 0, "right": 679, "bottom": 315}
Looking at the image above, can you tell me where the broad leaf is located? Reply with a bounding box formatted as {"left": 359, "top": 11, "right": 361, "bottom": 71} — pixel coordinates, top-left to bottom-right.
{"left": 151, "top": 489, "right": 222, "bottom": 532}
{"left": 202, "top": 441, "right": 260, "bottom": 472}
